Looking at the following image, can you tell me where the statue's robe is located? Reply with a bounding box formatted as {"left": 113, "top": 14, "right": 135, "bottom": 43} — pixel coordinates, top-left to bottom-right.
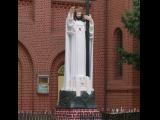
{"left": 63, "top": 11, "right": 94, "bottom": 96}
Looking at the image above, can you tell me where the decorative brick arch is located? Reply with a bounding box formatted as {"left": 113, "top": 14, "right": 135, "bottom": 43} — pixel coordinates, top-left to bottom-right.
{"left": 18, "top": 0, "right": 34, "bottom": 22}
{"left": 49, "top": 51, "right": 65, "bottom": 108}
{"left": 18, "top": 41, "right": 34, "bottom": 111}
{"left": 18, "top": 58, "right": 22, "bottom": 111}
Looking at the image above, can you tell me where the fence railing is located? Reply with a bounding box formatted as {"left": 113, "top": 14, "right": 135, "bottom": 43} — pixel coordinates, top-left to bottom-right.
{"left": 79, "top": 113, "right": 102, "bottom": 120}
{"left": 18, "top": 112, "right": 140, "bottom": 120}
{"left": 101, "top": 112, "right": 140, "bottom": 120}
{"left": 18, "top": 112, "right": 56, "bottom": 120}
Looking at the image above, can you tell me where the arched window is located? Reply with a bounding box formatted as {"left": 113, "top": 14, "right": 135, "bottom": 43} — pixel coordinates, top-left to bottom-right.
{"left": 58, "top": 65, "right": 64, "bottom": 76}
{"left": 114, "top": 28, "right": 123, "bottom": 79}
{"left": 58, "top": 65, "right": 64, "bottom": 102}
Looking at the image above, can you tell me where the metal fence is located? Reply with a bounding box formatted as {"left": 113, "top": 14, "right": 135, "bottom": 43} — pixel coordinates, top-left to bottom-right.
{"left": 18, "top": 112, "right": 56, "bottom": 120}
{"left": 101, "top": 112, "right": 140, "bottom": 120}
{"left": 18, "top": 112, "right": 140, "bottom": 120}
{"left": 79, "top": 113, "right": 102, "bottom": 120}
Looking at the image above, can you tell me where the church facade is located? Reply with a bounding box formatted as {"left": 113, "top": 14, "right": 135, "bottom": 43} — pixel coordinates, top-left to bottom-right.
{"left": 18, "top": 0, "right": 140, "bottom": 112}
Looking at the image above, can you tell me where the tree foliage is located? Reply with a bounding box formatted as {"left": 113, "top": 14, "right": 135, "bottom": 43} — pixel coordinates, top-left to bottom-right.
{"left": 121, "top": 0, "right": 140, "bottom": 40}
{"left": 117, "top": 48, "right": 140, "bottom": 70}
{"left": 117, "top": 0, "right": 140, "bottom": 70}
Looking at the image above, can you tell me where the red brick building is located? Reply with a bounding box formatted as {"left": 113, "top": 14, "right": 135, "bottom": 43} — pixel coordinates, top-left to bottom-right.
{"left": 18, "top": 0, "right": 140, "bottom": 112}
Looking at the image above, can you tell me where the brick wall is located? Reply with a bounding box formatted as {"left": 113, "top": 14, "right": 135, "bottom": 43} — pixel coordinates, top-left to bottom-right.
{"left": 54, "top": 108, "right": 102, "bottom": 119}
{"left": 18, "top": 0, "right": 140, "bottom": 112}
{"left": 18, "top": 42, "right": 34, "bottom": 111}
{"left": 105, "top": 0, "right": 140, "bottom": 110}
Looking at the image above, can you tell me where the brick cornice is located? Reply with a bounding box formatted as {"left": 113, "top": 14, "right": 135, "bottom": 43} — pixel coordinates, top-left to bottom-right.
{"left": 52, "top": 0, "right": 95, "bottom": 6}
{"left": 18, "top": 0, "right": 32, "bottom": 5}
{"left": 106, "top": 86, "right": 140, "bottom": 92}
{"left": 19, "top": 0, "right": 32, "bottom": 1}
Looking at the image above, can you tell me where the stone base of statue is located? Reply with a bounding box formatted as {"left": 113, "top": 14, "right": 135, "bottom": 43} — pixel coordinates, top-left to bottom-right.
{"left": 58, "top": 90, "right": 96, "bottom": 108}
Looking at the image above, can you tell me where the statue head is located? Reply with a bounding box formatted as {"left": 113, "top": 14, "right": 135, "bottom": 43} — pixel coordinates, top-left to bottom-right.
{"left": 74, "top": 7, "right": 85, "bottom": 21}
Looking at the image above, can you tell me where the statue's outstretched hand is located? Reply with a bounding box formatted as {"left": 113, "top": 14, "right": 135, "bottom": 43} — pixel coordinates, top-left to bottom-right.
{"left": 84, "top": 14, "right": 93, "bottom": 22}
{"left": 69, "top": 6, "right": 75, "bottom": 14}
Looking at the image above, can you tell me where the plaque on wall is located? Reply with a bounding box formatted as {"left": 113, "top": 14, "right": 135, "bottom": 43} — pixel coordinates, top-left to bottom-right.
{"left": 37, "top": 75, "right": 49, "bottom": 94}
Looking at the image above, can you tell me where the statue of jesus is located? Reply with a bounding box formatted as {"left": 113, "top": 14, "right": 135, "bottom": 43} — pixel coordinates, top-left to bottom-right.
{"left": 62, "top": 6, "right": 94, "bottom": 97}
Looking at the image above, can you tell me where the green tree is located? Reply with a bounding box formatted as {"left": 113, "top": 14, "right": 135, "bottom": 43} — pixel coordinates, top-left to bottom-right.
{"left": 117, "top": 0, "right": 140, "bottom": 70}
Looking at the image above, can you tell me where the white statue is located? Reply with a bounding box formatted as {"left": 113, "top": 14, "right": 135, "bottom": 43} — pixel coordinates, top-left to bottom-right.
{"left": 62, "top": 6, "right": 94, "bottom": 96}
